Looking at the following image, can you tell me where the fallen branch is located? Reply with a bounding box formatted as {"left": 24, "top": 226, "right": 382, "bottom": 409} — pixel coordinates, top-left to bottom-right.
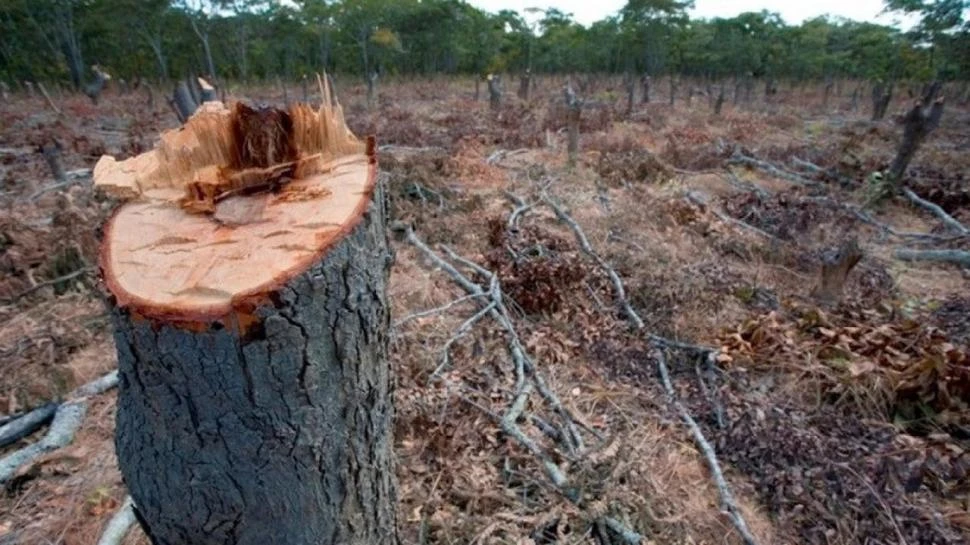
{"left": 392, "top": 293, "right": 486, "bottom": 329}
{"left": 722, "top": 169, "right": 770, "bottom": 199}
{"left": 72, "top": 370, "right": 119, "bottom": 398}
{"left": 799, "top": 196, "right": 950, "bottom": 242}
{"left": 894, "top": 248, "right": 970, "bottom": 267}
{"left": 0, "top": 400, "right": 87, "bottom": 483}
{"left": 28, "top": 168, "right": 93, "bottom": 201}
{"left": 790, "top": 157, "right": 852, "bottom": 186}
{"left": 378, "top": 144, "right": 446, "bottom": 155}
{"left": 542, "top": 192, "right": 758, "bottom": 544}
{"left": 0, "top": 371, "right": 119, "bottom": 484}
{"left": 901, "top": 188, "right": 969, "bottom": 235}
{"left": 3, "top": 267, "right": 95, "bottom": 303}
{"left": 654, "top": 348, "right": 760, "bottom": 545}
{"left": 685, "top": 191, "right": 781, "bottom": 241}
{"left": 96, "top": 496, "right": 137, "bottom": 545}
{"left": 36, "top": 82, "right": 61, "bottom": 115}
{"left": 401, "top": 224, "right": 636, "bottom": 543}
{"left": 541, "top": 193, "right": 644, "bottom": 329}
{"left": 503, "top": 191, "right": 533, "bottom": 230}
{"left": 486, "top": 148, "right": 530, "bottom": 166}
{"left": 0, "top": 402, "right": 57, "bottom": 449}
{"left": 729, "top": 151, "right": 820, "bottom": 188}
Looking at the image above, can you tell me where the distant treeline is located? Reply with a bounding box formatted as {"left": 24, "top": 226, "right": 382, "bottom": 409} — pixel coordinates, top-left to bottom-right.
{"left": 0, "top": 0, "right": 967, "bottom": 89}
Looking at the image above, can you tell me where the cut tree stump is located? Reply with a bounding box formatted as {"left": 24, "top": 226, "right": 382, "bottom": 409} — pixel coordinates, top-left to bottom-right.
{"left": 94, "top": 79, "right": 397, "bottom": 545}
{"left": 811, "top": 239, "right": 863, "bottom": 304}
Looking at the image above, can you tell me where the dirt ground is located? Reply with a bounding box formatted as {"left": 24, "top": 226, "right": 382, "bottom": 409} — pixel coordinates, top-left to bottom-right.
{"left": 1, "top": 76, "right": 968, "bottom": 544}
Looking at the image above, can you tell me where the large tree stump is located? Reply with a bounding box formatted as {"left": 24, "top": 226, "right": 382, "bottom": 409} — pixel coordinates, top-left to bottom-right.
{"left": 94, "top": 83, "right": 397, "bottom": 545}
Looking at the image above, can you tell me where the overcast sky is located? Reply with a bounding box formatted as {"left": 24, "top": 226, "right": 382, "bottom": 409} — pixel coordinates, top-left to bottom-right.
{"left": 467, "top": 0, "right": 916, "bottom": 28}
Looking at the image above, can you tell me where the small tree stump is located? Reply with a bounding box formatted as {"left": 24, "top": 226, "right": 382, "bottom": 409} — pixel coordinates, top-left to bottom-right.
{"left": 487, "top": 73, "right": 502, "bottom": 111}
{"left": 95, "top": 93, "right": 397, "bottom": 545}
{"left": 811, "top": 239, "right": 863, "bottom": 304}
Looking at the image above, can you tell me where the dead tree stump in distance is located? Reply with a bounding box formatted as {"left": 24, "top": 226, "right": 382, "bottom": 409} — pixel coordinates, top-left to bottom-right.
{"left": 93, "top": 81, "right": 397, "bottom": 545}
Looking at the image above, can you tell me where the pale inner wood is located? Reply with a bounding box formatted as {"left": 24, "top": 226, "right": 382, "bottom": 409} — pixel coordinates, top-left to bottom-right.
{"left": 105, "top": 154, "right": 369, "bottom": 312}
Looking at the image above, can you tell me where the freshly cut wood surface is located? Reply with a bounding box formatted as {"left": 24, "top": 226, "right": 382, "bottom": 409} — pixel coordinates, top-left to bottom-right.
{"left": 102, "top": 154, "right": 373, "bottom": 318}
{"left": 95, "top": 80, "right": 375, "bottom": 320}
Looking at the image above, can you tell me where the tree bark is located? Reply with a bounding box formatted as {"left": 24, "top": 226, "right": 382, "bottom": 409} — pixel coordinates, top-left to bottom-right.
{"left": 714, "top": 85, "right": 725, "bottom": 116}
{"left": 110, "top": 183, "right": 396, "bottom": 544}
{"left": 564, "top": 85, "right": 581, "bottom": 166}
{"left": 96, "top": 101, "right": 396, "bottom": 545}
{"left": 871, "top": 81, "right": 893, "bottom": 121}
{"left": 518, "top": 70, "right": 531, "bottom": 101}
{"left": 888, "top": 99, "right": 944, "bottom": 184}
{"left": 487, "top": 74, "right": 501, "bottom": 111}
{"left": 171, "top": 81, "right": 198, "bottom": 123}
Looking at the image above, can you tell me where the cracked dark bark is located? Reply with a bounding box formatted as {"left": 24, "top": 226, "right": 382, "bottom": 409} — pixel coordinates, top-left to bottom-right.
{"left": 109, "top": 183, "right": 397, "bottom": 545}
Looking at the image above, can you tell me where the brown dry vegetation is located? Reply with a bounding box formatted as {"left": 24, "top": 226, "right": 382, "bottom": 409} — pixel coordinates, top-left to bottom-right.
{"left": 1, "top": 76, "right": 968, "bottom": 545}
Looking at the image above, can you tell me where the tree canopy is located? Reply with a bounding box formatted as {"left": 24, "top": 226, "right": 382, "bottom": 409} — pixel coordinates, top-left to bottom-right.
{"left": 0, "top": 0, "right": 966, "bottom": 86}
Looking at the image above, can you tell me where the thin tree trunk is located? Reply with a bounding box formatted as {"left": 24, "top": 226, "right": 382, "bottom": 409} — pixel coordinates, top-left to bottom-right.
{"left": 487, "top": 74, "right": 501, "bottom": 111}
{"left": 714, "top": 85, "right": 725, "bottom": 115}
{"left": 888, "top": 98, "right": 944, "bottom": 184}
{"left": 564, "top": 85, "right": 581, "bottom": 166}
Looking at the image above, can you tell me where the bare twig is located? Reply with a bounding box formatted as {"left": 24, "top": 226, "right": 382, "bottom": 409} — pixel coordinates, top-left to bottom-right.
{"left": 901, "top": 188, "right": 969, "bottom": 235}
{"left": 729, "top": 151, "right": 820, "bottom": 188}
{"left": 36, "top": 82, "right": 61, "bottom": 115}
{"left": 654, "top": 348, "right": 760, "bottom": 545}
{"left": 541, "top": 192, "right": 756, "bottom": 544}
{"left": 404, "top": 225, "right": 637, "bottom": 543}
{"left": 3, "top": 267, "right": 95, "bottom": 304}
{"left": 836, "top": 463, "right": 910, "bottom": 545}
{"left": 685, "top": 191, "right": 781, "bottom": 241}
{"left": 542, "top": 193, "right": 644, "bottom": 329}
{"left": 433, "top": 299, "right": 497, "bottom": 379}
{"left": 393, "top": 293, "right": 486, "bottom": 329}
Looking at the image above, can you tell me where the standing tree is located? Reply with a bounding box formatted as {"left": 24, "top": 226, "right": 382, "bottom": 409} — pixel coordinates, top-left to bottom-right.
{"left": 93, "top": 92, "right": 397, "bottom": 545}
{"left": 178, "top": 0, "right": 218, "bottom": 81}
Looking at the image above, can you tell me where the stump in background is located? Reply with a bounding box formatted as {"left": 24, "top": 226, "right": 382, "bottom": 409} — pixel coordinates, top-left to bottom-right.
{"left": 95, "top": 78, "right": 397, "bottom": 545}
{"left": 811, "top": 239, "right": 862, "bottom": 304}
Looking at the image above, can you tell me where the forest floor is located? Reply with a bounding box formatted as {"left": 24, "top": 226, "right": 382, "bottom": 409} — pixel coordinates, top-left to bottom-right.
{"left": 0, "top": 77, "right": 968, "bottom": 545}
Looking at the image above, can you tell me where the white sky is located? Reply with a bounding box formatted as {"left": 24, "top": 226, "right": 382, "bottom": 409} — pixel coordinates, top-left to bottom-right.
{"left": 467, "top": 0, "right": 917, "bottom": 28}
